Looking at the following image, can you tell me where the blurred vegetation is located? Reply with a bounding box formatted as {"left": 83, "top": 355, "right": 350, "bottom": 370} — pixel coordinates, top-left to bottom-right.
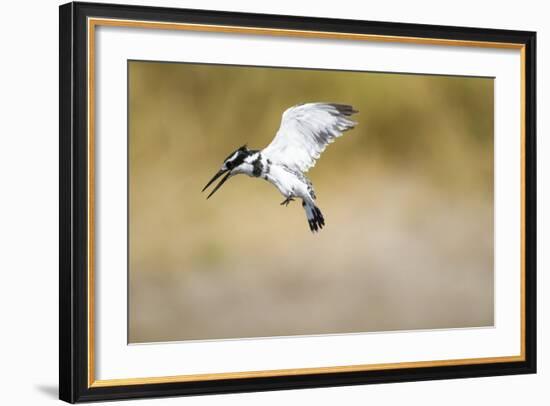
{"left": 128, "top": 61, "right": 494, "bottom": 343}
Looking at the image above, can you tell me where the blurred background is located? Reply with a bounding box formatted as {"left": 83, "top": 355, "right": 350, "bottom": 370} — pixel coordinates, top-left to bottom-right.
{"left": 128, "top": 61, "right": 494, "bottom": 343}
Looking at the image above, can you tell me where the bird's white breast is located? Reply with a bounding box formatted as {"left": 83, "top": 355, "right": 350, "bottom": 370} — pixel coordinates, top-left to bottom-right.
{"left": 265, "top": 165, "right": 311, "bottom": 200}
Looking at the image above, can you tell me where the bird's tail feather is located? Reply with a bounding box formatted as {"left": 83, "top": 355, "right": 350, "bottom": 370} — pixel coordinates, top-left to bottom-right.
{"left": 302, "top": 201, "right": 325, "bottom": 232}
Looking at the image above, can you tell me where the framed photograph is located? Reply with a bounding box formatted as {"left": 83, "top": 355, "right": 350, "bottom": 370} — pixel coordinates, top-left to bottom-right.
{"left": 59, "top": 1, "right": 536, "bottom": 403}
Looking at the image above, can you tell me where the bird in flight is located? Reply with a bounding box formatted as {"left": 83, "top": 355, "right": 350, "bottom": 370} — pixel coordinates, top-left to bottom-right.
{"left": 202, "top": 103, "right": 358, "bottom": 232}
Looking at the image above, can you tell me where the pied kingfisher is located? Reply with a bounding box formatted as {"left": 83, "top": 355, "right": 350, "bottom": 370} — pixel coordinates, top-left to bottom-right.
{"left": 202, "top": 103, "right": 358, "bottom": 232}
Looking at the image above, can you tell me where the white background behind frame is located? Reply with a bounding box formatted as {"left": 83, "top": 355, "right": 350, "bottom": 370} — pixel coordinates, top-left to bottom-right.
{"left": 95, "top": 23, "right": 521, "bottom": 380}
{"left": 0, "top": 0, "right": 546, "bottom": 405}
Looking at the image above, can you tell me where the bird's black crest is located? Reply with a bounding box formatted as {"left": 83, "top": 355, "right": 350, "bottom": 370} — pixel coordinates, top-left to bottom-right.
{"left": 222, "top": 144, "right": 254, "bottom": 170}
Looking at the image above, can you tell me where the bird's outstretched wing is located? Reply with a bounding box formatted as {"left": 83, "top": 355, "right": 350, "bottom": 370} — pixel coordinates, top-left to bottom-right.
{"left": 262, "top": 103, "right": 358, "bottom": 173}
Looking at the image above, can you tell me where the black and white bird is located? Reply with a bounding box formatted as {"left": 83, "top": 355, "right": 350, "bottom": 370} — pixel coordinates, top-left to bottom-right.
{"left": 202, "top": 103, "right": 358, "bottom": 232}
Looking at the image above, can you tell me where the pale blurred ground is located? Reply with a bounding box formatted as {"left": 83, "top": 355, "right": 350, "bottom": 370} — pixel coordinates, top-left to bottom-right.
{"left": 128, "top": 61, "right": 494, "bottom": 343}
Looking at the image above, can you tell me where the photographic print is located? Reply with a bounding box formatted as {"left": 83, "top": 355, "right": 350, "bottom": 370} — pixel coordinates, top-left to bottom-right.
{"left": 60, "top": 3, "right": 535, "bottom": 401}
{"left": 128, "top": 61, "right": 494, "bottom": 343}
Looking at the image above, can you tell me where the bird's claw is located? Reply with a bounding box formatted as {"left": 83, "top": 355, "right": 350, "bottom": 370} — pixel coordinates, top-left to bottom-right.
{"left": 280, "top": 197, "right": 295, "bottom": 206}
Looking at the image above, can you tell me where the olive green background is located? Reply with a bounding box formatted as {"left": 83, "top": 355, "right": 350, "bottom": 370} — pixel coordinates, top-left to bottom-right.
{"left": 128, "top": 61, "right": 494, "bottom": 343}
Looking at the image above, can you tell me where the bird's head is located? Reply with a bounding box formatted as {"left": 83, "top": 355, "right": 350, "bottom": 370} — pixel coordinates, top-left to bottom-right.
{"left": 202, "top": 145, "right": 251, "bottom": 199}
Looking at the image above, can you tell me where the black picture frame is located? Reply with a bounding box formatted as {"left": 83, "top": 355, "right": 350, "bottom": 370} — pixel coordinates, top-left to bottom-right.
{"left": 60, "top": 1, "right": 536, "bottom": 403}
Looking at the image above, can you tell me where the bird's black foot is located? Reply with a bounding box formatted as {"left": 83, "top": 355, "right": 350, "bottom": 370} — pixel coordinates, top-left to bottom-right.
{"left": 280, "top": 196, "right": 295, "bottom": 206}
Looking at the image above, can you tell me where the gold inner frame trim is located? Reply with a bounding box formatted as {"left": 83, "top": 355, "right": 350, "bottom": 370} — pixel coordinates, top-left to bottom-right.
{"left": 90, "top": 355, "right": 524, "bottom": 388}
{"left": 87, "top": 17, "right": 527, "bottom": 388}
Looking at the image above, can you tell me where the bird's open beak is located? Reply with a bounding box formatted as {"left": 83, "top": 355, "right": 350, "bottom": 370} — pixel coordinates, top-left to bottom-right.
{"left": 202, "top": 169, "right": 231, "bottom": 199}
